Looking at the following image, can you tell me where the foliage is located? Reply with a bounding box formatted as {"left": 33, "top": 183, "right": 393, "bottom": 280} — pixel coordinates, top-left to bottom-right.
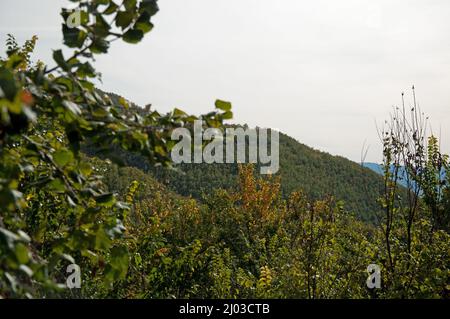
{"left": 93, "top": 163, "right": 448, "bottom": 298}
{"left": 0, "top": 0, "right": 230, "bottom": 298}
{"left": 377, "top": 91, "right": 450, "bottom": 298}
{"left": 0, "top": 1, "right": 448, "bottom": 300}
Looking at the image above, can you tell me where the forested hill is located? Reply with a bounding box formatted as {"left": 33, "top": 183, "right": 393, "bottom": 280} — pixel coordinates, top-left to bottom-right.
{"left": 88, "top": 92, "right": 385, "bottom": 222}
{"left": 278, "top": 134, "right": 384, "bottom": 218}
{"left": 147, "top": 132, "right": 384, "bottom": 222}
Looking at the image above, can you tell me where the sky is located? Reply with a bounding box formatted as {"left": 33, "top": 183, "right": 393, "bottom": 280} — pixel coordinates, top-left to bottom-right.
{"left": 1, "top": 0, "right": 449, "bottom": 162}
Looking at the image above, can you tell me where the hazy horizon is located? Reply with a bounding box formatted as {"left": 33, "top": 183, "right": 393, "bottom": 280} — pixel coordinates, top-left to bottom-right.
{"left": 1, "top": 0, "right": 449, "bottom": 163}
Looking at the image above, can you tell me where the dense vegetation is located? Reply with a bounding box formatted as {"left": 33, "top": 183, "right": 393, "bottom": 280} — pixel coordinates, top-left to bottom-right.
{"left": 1, "top": 0, "right": 449, "bottom": 299}
{"left": 97, "top": 162, "right": 449, "bottom": 298}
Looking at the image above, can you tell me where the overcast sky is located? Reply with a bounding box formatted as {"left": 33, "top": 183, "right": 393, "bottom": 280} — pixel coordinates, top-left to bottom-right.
{"left": 1, "top": 0, "right": 449, "bottom": 162}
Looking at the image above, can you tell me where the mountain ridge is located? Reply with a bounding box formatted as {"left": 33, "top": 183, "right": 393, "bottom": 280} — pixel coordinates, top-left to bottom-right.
{"left": 83, "top": 92, "right": 387, "bottom": 222}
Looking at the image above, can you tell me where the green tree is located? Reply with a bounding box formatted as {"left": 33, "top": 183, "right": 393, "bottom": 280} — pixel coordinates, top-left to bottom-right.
{"left": 0, "top": 0, "right": 231, "bottom": 298}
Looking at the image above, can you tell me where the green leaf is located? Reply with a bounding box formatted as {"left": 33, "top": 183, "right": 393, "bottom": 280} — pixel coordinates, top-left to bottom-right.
{"left": 93, "top": 14, "right": 111, "bottom": 37}
{"left": 47, "top": 178, "right": 66, "bottom": 192}
{"left": 124, "top": 0, "right": 137, "bottom": 11}
{"left": 95, "top": 228, "right": 111, "bottom": 250}
{"left": 15, "top": 243, "right": 30, "bottom": 264}
{"left": 173, "top": 108, "right": 187, "bottom": 117}
{"left": 215, "top": 99, "right": 232, "bottom": 111}
{"left": 76, "top": 62, "right": 96, "bottom": 78}
{"left": 90, "top": 38, "right": 109, "bottom": 54}
{"left": 222, "top": 111, "right": 233, "bottom": 120}
{"left": 140, "top": 0, "right": 159, "bottom": 16}
{"left": 118, "top": 96, "right": 129, "bottom": 109}
{"left": 122, "top": 29, "right": 144, "bottom": 44}
{"left": 104, "top": 2, "right": 119, "bottom": 15}
{"left": 116, "top": 11, "right": 134, "bottom": 29}
{"left": 95, "top": 193, "right": 116, "bottom": 206}
{"left": 62, "top": 25, "right": 87, "bottom": 48}
{"left": 0, "top": 67, "right": 18, "bottom": 101}
{"left": 135, "top": 12, "right": 153, "bottom": 34}
{"left": 134, "top": 253, "right": 142, "bottom": 267}
{"left": 110, "top": 245, "right": 129, "bottom": 279}
{"left": 53, "top": 49, "right": 69, "bottom": 71}
{"left": 53, "top": 149, "right": 74, "bottom": 167}
{"left": 79, "top": 162, "right": 93, "bottom": 176}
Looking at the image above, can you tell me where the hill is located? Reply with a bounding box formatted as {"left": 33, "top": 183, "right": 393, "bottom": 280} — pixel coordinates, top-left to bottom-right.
{"left": 85, "top": 92, "right": 386, "bottom": 222}
{"left": 148, "top": 132, "right": 384, "bottom": 222}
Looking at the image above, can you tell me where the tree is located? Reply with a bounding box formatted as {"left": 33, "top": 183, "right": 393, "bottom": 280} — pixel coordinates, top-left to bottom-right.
{"left": 377, "top": 88, "right": 449, "bottom": 297}
{"left": 0, "top": 0, "right": 232, "bottom": 297}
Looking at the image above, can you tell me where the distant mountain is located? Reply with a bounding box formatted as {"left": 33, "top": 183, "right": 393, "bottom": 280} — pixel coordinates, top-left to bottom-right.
{"left": 363, "top": 162, "right": 447, "bottom": 189}
{"left": 363, "top": 162, "right": 410, "bottom": 188}
{"left": 362, "top": 163, "right": 384, "bottom": 176}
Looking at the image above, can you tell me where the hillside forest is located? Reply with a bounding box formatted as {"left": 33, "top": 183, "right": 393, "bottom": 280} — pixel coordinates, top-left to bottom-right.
{"left": 0, "top": 0, "right": 449, "bottom": 299}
